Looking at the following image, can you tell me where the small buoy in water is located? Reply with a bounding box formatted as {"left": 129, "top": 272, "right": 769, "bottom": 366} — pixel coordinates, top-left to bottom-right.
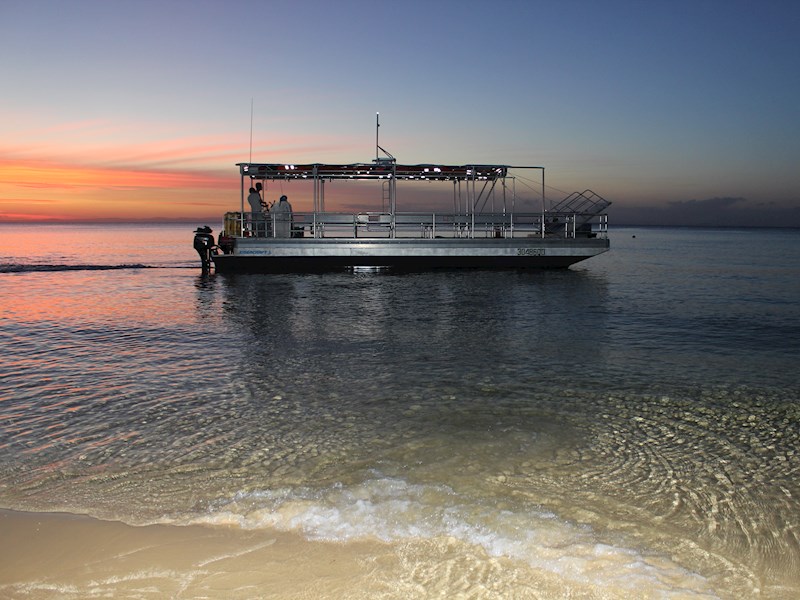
{"left": 632, "top": 235, "right": 636, "bottom": 238}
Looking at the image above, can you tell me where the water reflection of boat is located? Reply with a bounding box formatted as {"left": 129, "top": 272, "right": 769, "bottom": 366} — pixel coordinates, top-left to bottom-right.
{"left": 211, "top": 148, "right": 610, "bottom": 273}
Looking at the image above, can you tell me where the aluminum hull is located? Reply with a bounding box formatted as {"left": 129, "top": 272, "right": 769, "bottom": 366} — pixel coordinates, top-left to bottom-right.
{"left": 212, "top": 237, "right": 610, "bottom": 273}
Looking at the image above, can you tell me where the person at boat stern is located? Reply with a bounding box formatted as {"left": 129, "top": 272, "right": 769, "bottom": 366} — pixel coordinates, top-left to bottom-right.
{"left": 273, "top": 195, "right": 293, "bottom": 238}
{"left": 193, "top": 226, "right": 216, "bottom": 272}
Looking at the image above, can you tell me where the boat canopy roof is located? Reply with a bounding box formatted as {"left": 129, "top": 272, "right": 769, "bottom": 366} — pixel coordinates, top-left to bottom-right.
{"left": 237, "top": 162, "right": 542, "bottom": 182}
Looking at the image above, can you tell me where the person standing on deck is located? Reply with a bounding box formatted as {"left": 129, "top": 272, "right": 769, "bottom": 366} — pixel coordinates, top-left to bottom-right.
{"left": 273, "top": 194, "right": 293, "bottom": 238}
{"left": 247, "top": 187, "right": 266, "bottom": 236}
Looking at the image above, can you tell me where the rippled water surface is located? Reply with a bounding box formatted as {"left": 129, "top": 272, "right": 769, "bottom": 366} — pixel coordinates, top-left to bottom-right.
{"left": 1, "top": 223, "right": 799, "bottom": 598}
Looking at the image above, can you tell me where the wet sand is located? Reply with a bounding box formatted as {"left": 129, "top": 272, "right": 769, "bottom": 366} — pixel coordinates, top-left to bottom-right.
{"left": 0, "top": 509, "right": 374, "bottom": 599}
{"left": 0, "top": 509, "right": 679, "bottom": 599}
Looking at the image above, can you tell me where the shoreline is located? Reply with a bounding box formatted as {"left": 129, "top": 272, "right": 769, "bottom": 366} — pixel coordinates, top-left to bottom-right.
{"left": 0, "top": 508, "right": 679, "bottom": 599}
{"left": 0, "top": 508, "right": 378, "bottom": 599}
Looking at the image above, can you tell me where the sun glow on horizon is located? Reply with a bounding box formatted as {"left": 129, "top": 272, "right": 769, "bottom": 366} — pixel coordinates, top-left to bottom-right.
{"left": 0, "top": 158, "right": 240, "bottom": 221}
{"left": 0, "top": 117, "right": 377, "bottom": 221}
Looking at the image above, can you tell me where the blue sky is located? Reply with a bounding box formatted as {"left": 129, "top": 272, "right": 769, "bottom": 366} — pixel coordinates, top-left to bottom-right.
{"left": 1, "top": 0, "right": 798, "bottom": 225}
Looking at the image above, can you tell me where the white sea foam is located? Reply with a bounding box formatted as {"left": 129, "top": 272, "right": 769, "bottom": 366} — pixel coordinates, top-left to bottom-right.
{"left": 192, "top": 474, "right": 717, "bottom": 596}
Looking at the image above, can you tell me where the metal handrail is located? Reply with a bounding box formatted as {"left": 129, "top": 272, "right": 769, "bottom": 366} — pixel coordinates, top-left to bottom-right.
{"left": 228, "top": 210, "right": 609, "bottom": 240}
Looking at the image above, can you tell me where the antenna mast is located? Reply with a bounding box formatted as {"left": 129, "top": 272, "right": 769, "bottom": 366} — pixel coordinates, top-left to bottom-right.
{"left": 374, "top": 112, "right": 394, "bottom": 163}
{"left": 249, "top": 98, "right": 254, "bottom": 163}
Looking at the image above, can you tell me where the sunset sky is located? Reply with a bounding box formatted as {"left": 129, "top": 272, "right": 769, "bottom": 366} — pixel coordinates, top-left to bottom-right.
{"left": 1, "top": 0, "right": 798, "bottom": 226}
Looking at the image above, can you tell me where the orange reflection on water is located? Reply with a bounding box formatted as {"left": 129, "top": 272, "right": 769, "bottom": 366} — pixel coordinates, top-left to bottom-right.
{"left": 21, "top": 429, "right": 141, "bottom": 457}
{"left": 3, "top": 271, "right": 200, "bottom": 327}
{"left": 2, "top": 222, "right": 212, "bottom": 328}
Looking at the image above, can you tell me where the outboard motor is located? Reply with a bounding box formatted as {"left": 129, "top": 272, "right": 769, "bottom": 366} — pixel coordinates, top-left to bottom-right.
{"left": 193, "top": 226, "right": 215, "bottom": 272}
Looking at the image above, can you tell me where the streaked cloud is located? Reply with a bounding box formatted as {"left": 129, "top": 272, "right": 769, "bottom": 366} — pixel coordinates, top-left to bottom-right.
{"left": 0, "top": 159, "right": 232, "bottom": 191}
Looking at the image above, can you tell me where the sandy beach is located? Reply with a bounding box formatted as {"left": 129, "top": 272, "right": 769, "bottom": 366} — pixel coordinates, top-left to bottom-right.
{"left": 0, "top": 509, "right": 376, "bottom": 599}
{"left": 1, "top": 508, "right": 677, "bottom": 599}
{"left": 0, "top": 509, "right": 592, "bottom": 599}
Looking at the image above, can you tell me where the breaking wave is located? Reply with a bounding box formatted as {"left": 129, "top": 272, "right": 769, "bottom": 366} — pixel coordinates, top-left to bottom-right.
{"left": 188, "top": 474, "right": 718, "bottom": 597}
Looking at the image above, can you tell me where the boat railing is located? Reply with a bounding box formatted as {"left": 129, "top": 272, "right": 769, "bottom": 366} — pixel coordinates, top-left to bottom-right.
{"left": 228, "top": 210, "right": 608, "bottom": 240}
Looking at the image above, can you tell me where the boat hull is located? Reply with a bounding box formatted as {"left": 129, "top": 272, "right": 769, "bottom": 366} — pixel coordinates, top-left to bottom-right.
{"left": 211, "top": 237, "right": 610, "bottom": 273}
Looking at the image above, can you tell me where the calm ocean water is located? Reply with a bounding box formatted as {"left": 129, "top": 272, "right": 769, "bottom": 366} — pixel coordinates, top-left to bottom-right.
{"left": 1, "top": 223, "right": 799, "bottom": 598}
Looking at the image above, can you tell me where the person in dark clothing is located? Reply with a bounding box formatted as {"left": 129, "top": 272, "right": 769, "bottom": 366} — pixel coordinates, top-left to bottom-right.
{"left": 193, "top": 226, "right": 216, "bottom": 272}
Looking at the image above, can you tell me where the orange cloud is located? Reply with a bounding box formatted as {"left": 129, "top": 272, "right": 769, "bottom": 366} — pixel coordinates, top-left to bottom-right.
{"left": 0, "top": 158, "right": 239, "bottom": 221}
{"left": 0, "top": 159, "right": 232, "bottom": 191}
{"left": 0, "top": 119, "right": 374, "bottom": 221}
{"left": 0, "top": 160, "right": 237, "bottom": 201}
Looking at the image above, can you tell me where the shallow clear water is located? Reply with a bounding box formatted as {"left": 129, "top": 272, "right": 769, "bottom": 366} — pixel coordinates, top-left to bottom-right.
{"left": 1, "top": 223, "right": 799, "bottom": 597}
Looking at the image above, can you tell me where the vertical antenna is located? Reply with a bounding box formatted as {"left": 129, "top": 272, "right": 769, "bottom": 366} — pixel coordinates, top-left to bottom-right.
{"left": 249, "top": 98, "right": 254, "bottom": 163}
{"left": 376, "top": 112, "right": 380, "bottom": 161}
